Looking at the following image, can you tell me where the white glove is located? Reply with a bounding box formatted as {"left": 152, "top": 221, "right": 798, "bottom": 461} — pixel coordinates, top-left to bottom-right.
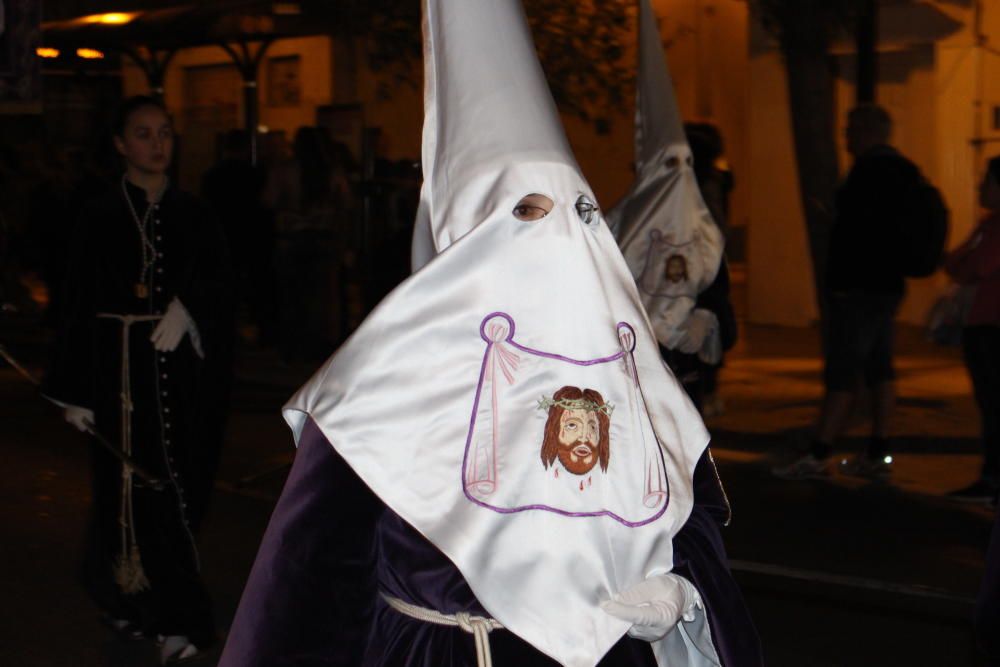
{"left": 675, "top": 309, "right": 718, "bottom": 356}
{"left": 64, "top": 405, "right": 95, "bottom": 432}
{"left": 150, "top": 298, "right": 194, "bottom": 352}
{"left": 698, "top": 327, "right": 722, "bottom": 365}
{"left": 600, "top": 573, "right": 702, "bottom": 642}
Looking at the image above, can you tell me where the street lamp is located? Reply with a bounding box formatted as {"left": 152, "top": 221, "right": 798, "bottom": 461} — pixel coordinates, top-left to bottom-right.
{"left": 79, "top": 12, "right": 138, "bottom": 25}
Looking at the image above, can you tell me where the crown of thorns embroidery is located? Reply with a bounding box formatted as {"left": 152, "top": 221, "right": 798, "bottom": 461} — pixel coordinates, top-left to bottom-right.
{"left": 537, "top": 395, "right": 615, "bottom": 416}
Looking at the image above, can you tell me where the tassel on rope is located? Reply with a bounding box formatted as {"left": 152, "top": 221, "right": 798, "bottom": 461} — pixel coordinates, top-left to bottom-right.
{"left": 114, "top": 544, "right": 150, "bottom": 594}
{"left": 99, "top": 313, "right": 162, "bottom": 596}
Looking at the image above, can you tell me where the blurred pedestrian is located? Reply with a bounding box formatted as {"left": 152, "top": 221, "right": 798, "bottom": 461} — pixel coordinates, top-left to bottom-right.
{"left": 684, "top": 122, "right": 737, "bottom": 416}
{"left": 265, "top": 126, "right": 353, "bottom": 359}
{"left": 202, "top": 129, "right": 277, "bottom": 345}
{"left": 609, "top": 32, "right": 727, "bottom": 416}
{"left": 684, "top": 122, "right": 733, "bottom": 242}
{"left": 774, "top": 104, "right": 947, "bottom": 481}
{"left": 43, "top": 95, "right": 233, "bottom": 663}
{"left": 977, "top": 506, "right": 1000, "bottom": 666}
{"left": 944, "top": 155, "right": 1000, "bottom": 505}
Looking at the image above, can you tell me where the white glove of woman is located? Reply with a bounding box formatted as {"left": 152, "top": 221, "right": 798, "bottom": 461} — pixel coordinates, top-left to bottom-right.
{"left": 64, "top": 405, "right": 95, "bottom": 432}
{"left": 150, "top": 297, "right": 194, "bottom": 352}
{"left": 600, "top": 573, "right": 702, "bottom": 642}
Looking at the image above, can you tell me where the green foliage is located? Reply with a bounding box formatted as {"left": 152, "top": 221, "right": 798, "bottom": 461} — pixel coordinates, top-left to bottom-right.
{"left": 525, "top": 0, "right": 634, "bottom": 124}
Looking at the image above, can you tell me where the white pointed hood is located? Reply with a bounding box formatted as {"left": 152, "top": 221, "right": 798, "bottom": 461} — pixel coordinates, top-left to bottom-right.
{"left": 410, "top": 0, "right": 583, "bottom": 270}
{"left": 288, "top": 1, "right": 718, "bottom": 665}
{"left": 607, "top": 0, "right": 724, "bottom": 351}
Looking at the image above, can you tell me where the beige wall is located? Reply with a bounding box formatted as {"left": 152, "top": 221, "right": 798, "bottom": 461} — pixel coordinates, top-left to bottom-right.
{"left": 653, "top": 0, "right": 751, "bottom": 231}
{"left": 559, "top": 0, "right": 752, "bottom": 220}
{"left": 746, "top": 29, "right": 819, "bottom": 326}
{"left": 356, "top": 0, "right": 752, "bottom": 220}
{"left": 123, "top": 36, "right": 334, "bottom": 189}
{"left": 118, "top": 3, "right": 749, "bottom": 215}
{"left": 119, "top": 1, "right": 1000, "bottom": 328}
{"left": 744, "top": 0, "right": 1000, "bottom": 326}
{"left": 124, "top": 0, "right": 1000, "bottom": 326}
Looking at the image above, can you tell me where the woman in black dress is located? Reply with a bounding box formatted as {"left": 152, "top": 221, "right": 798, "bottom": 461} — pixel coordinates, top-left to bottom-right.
{"left": 44, "top": 96, "right": 233, "bottom": 663}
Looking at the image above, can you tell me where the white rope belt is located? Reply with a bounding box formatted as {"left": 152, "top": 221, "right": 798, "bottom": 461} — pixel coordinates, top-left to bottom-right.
{"left": 380, "top": 593, "right": 504, "bottom": 667}
{"left": 97, "top": 313, "right": 162, "bottom": 594}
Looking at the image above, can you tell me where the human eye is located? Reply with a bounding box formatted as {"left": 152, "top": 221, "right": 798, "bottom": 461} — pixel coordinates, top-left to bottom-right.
{"left": 513, "top": 204, "right": 547, "bottom": 221}
{"left": 513, "top": 194, "right": 553, "bottom": 221}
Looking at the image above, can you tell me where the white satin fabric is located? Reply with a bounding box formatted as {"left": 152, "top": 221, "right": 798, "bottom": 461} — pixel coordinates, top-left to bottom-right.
{"left": 608, "top": 145, "right": 723, "bottom": 350}
{"left": 286, "top": 0, "right": 714, "bottom": 665}
{"left": 410, "top": 0, "right": 574, "bottom": 272}
{"left": 285, "top": 164, "right": 709, "bottom": 667}
{"left": 607, "top": 0, "right": 724, "bottom": 352}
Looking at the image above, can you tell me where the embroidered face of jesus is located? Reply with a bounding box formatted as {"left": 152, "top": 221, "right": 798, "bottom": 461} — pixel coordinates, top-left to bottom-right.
{"left": 541, "top": 386, "right": 611, "bottom": 476}
{"left": 665, "top": 254, "right": 689, "bottom": 284}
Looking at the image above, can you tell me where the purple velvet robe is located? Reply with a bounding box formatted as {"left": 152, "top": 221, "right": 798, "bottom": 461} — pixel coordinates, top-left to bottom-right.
{"left": 977, "top": 506, "right": 1000, "bottom": 665}
{"left": 219, "top": 418, "right": 762, "bottom": 666}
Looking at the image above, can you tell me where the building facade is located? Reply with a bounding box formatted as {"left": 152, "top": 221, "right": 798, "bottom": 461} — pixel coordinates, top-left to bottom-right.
{"left": 110, "top": 0, "right": 1000, "bottom": 326}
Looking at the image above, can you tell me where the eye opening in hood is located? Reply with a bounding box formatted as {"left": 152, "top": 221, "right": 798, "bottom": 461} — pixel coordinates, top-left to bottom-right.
{"left": 512, "top": 193, "right": 554, "bottom": 222}
{"left": 575, "top": 195, "right": 598, "bottom": 226}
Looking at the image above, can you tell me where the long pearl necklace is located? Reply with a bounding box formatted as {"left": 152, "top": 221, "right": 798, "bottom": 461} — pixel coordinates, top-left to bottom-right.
{"left": 121, "top": 175, "right": 167, "bottom": 299}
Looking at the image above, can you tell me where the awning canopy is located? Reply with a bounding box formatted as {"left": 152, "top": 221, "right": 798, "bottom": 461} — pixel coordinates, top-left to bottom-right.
{"left": 41, "top": 1, "right": 310, "bottom": 52}
{"left": 41, "top": 1, "right": 322, "bottom": 162}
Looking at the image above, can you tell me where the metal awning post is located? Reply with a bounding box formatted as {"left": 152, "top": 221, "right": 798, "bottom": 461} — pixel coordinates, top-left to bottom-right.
{"left": 122, "top": 46, "right": 176, "bottom": 102}
{"left": 220, "top": 39, "right": 273, "bottom": 165}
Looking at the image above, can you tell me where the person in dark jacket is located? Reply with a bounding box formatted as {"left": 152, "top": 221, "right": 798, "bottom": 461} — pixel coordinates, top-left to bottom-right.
{"left": 775, "top": 104, "right": 920, "bottom": 481}
{"left": 679, "top": 122, "right": 737, "bottom": 415}
{"left": 202, "top": 129, "right": 277, "bottom": 346}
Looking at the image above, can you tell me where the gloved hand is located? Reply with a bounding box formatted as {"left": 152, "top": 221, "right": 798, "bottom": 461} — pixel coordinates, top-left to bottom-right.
{"left": 651, "top": 298, "right": 696, "bottom": 350}
{"left": 150, "top": 297, "right": 194, "bottom": 352}
{"left": 675, "top": 309, "right": 718, "bottom": 356}
{"left": 698, "top": 327, "right": 722, "bottom": 365}
{"left": 600, "top": 573, "right": 702, "bottom": 642}
{"left": 64, "top": 405, "right": 95, "bottom": 432}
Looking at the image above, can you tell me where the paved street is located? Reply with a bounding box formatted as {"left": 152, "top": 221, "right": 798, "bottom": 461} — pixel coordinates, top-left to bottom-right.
{"left": 0, "top": 311, "right": 994, "bottom": 666}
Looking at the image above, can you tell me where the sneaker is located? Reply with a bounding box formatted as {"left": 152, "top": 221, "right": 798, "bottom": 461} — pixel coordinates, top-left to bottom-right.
{"left": 772, "top": 454, "right": 830, "bottom": 480}
{"left": 160, "top": 635, "right": 200, "bottom": 665}
{"left": 838, "top": 454, "right": 893, "bottom": 480}
{"left": 100, "top": 614, "right": 145, "bottom": 641}
{"left": 947, "top": 479, "right": 999, "bottom": 506}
